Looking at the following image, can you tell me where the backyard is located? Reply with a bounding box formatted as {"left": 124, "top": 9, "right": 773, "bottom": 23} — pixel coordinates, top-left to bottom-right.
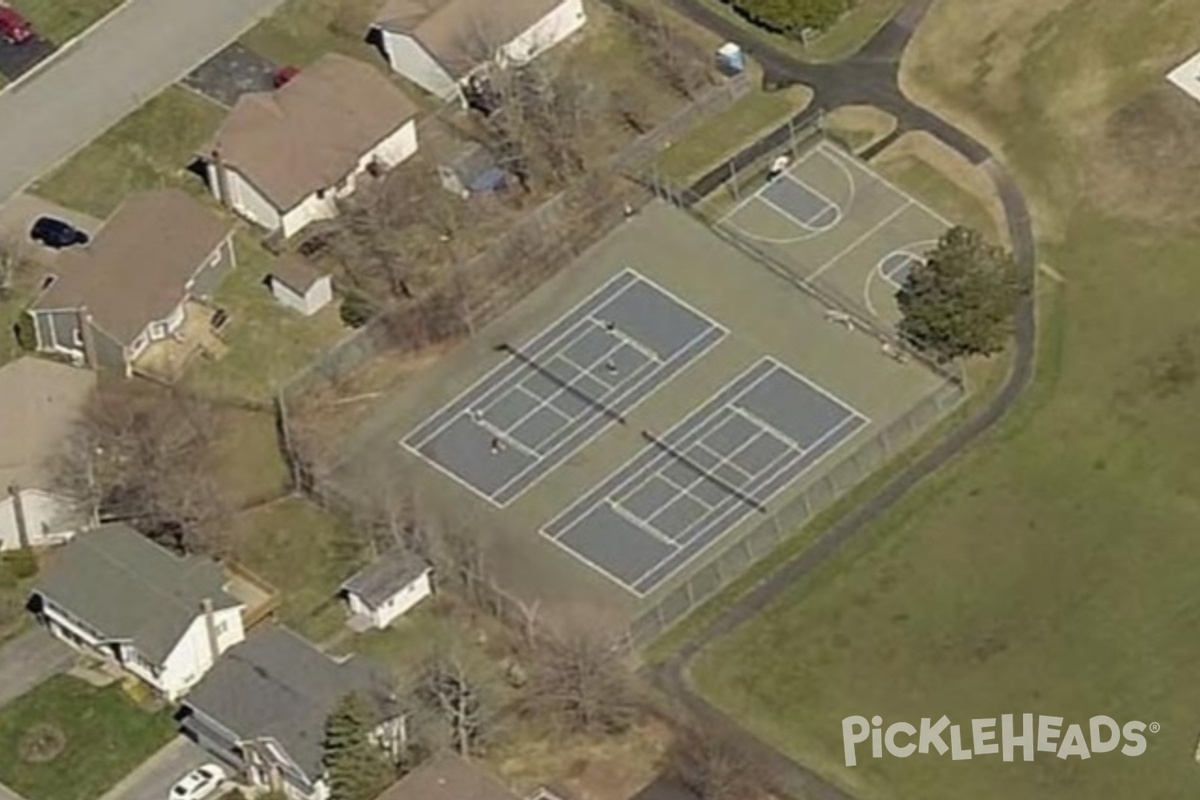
{"left": 17, "top": 0, "right": 121, "bottom": 44}
{"left": 691, "top": 1, "right": 1200, "bottom": 799}
{"left": 30, "top": 86, "right": 225, "bottom": 219}
{"left": 0, "top": 675, "right": 174, "bottom": 800}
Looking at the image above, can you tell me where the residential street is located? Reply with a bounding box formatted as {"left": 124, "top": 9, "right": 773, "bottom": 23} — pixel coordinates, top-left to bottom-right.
{"left": 0, "top": 627, "right": 72, "bottom": 707}
{"left": 96, "top": 737, "right": 211, "bottom": 800}
{"left": 0, "top": 0, "right": 285, "bottom": 205}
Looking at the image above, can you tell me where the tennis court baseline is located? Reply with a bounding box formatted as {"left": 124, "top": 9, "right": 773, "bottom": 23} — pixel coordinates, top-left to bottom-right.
{"left": 403, "top": 269, "right": 727, "bottom": 506}
{"left": 542, "top": 358, "right": 869, "bottom": 596}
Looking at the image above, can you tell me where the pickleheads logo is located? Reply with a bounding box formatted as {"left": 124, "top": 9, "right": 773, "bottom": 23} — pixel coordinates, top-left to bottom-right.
{"left": 842, "top": 715, "right": 1159, "bottom": 767}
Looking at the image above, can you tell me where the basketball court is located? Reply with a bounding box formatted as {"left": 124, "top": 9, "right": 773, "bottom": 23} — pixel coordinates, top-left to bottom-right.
{"left": 719, "top": 141, "right": 951, "bottom": 326}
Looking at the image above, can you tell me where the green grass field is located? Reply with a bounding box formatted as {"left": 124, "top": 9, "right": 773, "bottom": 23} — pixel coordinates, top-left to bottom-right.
{"left": 30, "top": 86, "right": 224, "bottom": 218}
{"left": 240, "top": 0, "right": 384, "bottom": 68}
{"left": 17, "top": 0, "right": 121, "bottom": 44}
{"left": 691, "top": 1, "right": 1200, "bottom": 798}
{"left": 0, "top": 676, "right": 173, "bottom": 800}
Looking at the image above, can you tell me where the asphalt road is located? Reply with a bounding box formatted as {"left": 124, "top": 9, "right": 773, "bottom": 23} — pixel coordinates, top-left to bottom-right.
{"left": 651, "top": 2, "right": 1038, "bottom": 798}
{"left": 0, "top": 0, "right": 285, "bottom": 205}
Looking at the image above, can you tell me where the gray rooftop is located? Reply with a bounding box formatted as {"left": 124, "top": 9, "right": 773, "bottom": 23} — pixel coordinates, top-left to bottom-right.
{"left": 374, "top": 753, "right": 521, "bottom": 800}
{"left": 33, "top": 523, "right": 239, "bottom": 663}
{"left": 340, "top": 550, "right": 429, "bottom": 609}
{"left": 183, "top": 626, "right": 396, "bottom": 780}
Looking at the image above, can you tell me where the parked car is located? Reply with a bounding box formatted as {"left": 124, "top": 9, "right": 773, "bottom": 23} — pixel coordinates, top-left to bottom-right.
{"left": 30, "top": 217, "right": 89, "bottom": 249}
{"left": 0, "top": 7, "right": 33, "bottom": 45}
{"left": 272, "top": 65, "right": 299, "bottom": 88}
{"left": 168, "top": 764, "right": 227, "bottom": 800}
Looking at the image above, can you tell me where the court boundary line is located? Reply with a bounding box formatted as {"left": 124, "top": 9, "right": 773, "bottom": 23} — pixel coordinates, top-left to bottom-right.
{"left": 816, "top": 140, "right": 955, "bottom": 229}
{"left": 863, "top": 238, "right": 940, "bottom": 318}
{"left": 759, "top": 174, "right": 843, "bottom": 232}
{"left": 717, "top": 144, "right": 828, "bottom": 225}
{"left": 802, "top": 200, "right": 913, "bottom": 285}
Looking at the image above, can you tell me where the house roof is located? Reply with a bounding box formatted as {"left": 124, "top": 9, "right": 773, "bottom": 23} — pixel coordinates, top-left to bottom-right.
{"left": 374, "top": 0, "right": 566, "bottom": 77}
{"left": 30, "top": 190, "right": 233, "bottom": 345}
{"left": 208, "top": 54, "right": 419, "bottom": 211}
{"left": 630, "top": 776, "right": 702, "bottom": 800}
{"left": 33, "top": 523, "right": 239, "bottom": 664}
{"left": 373, "top": 753, "right": 521, "bottom": 800}
{"left": 340, "top": 550, "right": 429, "bottom": 609}
{"left": 0, "top": 357, "right": 96, "bottom": 491}
{"left": 183, "top": 626, "right": 396, "bottom": 781}
{"left": 269, "top": 254, "right": 326, "bottom": 294}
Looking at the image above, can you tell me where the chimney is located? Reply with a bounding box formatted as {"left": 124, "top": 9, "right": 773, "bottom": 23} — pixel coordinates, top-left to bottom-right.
{"left": 8, "top": 484, "right": 30, "bottom": 550}
{"left": 200, "top": 598, "right": 221, "bottom": 664}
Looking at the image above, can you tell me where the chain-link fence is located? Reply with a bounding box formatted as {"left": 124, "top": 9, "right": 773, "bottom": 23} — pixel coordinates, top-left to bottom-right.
{"left": 628, "top": 377, "right": 966, "bottom": 646}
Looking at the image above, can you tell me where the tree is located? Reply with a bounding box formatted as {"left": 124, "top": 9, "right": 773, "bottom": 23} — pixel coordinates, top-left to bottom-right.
{"left": 53, "top": 381, "right": 232, "bottom": 554}
{"left": 896, "top": 225, "right": 1021, "bottom": 362}
{"left": 414, "top": 651, "right": 496, "bottom": 756}
{"left": 726, "top": 0, "right": 850, "bottom": 38}
{"left": 670, "top": 725, "right": 764, "bottom": 800}
{"left": 525, "top": 630, "right": 638, "bottom": 734}
{"left": 324, "top": 692, "right": 395, "bottom": 800}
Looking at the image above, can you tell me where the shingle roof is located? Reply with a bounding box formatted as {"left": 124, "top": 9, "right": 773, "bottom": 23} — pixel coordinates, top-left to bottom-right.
{"left": 30, "top": 190, "right": 233, "bottom": 345}
{"left": 340, "top": 550, "right": 429, "bottom": 609}
{"left": 269, "top": 254, "right": 326, "bottom": 294}
{"left": 33, "top": 523, "right": 239, "bottom": 663}
{"left": 0, "top": 357, "right": 95, "bottom": 491}
{"left": 208, "top": 54, "right": 419, "bottom": 211}
{"left": 183, "top": 627, "right": 396, "bottom": 780}
{"left": 375, "top": 0, "right": 567, "bottom": 78}
{"left": 374, "top": 753, "right": 521, "bottom": 800}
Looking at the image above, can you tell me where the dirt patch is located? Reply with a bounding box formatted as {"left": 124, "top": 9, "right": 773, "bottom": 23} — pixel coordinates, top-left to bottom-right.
{"left": 871, "top": 131, "right": 1009, "bottom": 245}
{"left": 823, "top": 105, "right": 896, "bottom": 153}
{"left": 1088, "top": 85, "right": 1200, "bottom": 229}
{"left": 19, "top": 723, "right": 65, "bottom": 763}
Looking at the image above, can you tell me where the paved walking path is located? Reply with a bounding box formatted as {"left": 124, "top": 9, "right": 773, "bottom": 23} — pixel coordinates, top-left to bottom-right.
{"left": 649, "top": 2, "right": 1038, "bottom": 798}
{"left": 0, "top": 0, "right": 285, "bottom": 204}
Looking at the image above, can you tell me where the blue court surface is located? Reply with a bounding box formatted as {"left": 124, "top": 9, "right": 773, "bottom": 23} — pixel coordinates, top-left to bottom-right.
{"left": 541, "top": 358, "right": 869, "bottom": 596}
{"left": 402, "top": 269, "right": 727, "bottom": 506}
{"left": 760, "top": 174, "right": 841, "bottom": 230}
{"left": 879, "top": 250, "right": 923, "bottom": 289}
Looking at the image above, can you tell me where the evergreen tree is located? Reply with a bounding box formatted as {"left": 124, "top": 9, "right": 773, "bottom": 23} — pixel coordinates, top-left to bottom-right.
{"left": 324, "top": 692, "right": 394, "bottom": 800}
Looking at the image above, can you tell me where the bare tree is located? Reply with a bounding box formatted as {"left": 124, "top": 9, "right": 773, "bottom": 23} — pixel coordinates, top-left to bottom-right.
{"left": 610, "top": 0, "right": 713, "bottom": 100}
{"left": 414, "top": 651, "right": 496, "bottom": 756}
{"left": 525, "top": 629, "right": 639, "bottom": 735}
{"left": 54, "top": 381, "right": 232, "bottom": 554}
{"left": 670, "top": 725, "right": 764, "bottom": 800}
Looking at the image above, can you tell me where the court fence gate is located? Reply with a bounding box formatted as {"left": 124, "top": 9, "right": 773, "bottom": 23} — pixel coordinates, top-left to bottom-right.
{"left": 627, "top": 376, "right": 966, "bottom": 647}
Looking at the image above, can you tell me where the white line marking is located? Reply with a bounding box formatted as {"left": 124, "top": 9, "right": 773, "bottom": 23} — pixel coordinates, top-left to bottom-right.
{"left": 717, "top": 144, "right": 828, "bottom": 225}
{"left": 803, "top": 201, "right": 913, "bottom": 285}
{"left": 609, "top": 500, "right": 679, "bottom": 547}
{"left": 817, "top": 141, "right": 956, "bottom": 228}
{"left": 767, "top": 173, "right": 843, "bottom": 228}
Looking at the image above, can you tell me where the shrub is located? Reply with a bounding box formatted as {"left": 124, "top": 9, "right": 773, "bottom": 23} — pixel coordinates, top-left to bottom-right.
{"left": 339, "top": 291, "right": 378, "bottom": 329}
{"left": 3, "top": 547, "right": 38, "bottom": 580}
{"left": 725, "top": 0, "right": 852, "bottom": 38}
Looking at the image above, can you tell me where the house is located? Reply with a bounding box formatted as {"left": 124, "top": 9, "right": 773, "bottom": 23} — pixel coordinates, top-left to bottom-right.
{"left": 29, "top": 523, "right": 246, "bottom": 700}
{"left": 340, "top": 550, "right": 432, "bottom": 630}
{"left": 26, "top": 190, "right": 236, "bottom": 376}
{"left": 267, "top": 254, "right": 334, "bottom": 316}
{"left": 373, "top": 753, "right": 523, "bottom": 800}
{"left": 0, "top": 357, "right": 96, "bottom": 551}
{"left": 203, "top": 54, "right": 421, "bottom": 239}
{"left": 179, "top": 626, "right": 402, "bottom": 800}
{"left": 370, "top": 0, "right": 587, "bottom": 102}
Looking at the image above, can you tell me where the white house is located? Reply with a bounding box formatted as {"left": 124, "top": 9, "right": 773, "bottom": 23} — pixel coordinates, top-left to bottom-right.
{"left": 267, "top": 255, "right": 334, "bottom": 316}
{"left": 371, "top": 0, "right": 587, "bottom": 101}
{"left": 203, "top": 53, "right": 420, "bottom": 239}
{"left": 0, "top": 358, "right": 96, "bottom": 551}
{"left": 179, "top": 627, "right": 402, "bottom": 800}
{"left": 29, "top": 524, "right": 246, "bottom": 700}
{"left": 26, "top": 190, "right": 236, "bottom": 376}
{"left": 340, "top": 550, "right": 432, "bottom": 630}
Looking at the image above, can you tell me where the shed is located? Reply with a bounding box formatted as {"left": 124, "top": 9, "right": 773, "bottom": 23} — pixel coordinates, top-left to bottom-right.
{"left": 267, "top": 254, "right": 332, "bottom": 316}
{"left": 437, "top": 141, "right": 507, "bottom": 198}
{"left": 340, "top": 550, "right": 432, "bottom": 629}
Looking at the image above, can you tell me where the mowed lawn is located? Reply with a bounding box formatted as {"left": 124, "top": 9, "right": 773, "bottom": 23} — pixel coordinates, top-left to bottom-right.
{"left": 692, "top": 1, "right": 1200, "bottom": 799}
{"left": 0, "top": 675, "right": 174, "bottom": 800}
{"left": 17, "top": 0, "right": 121, "bottom": 44}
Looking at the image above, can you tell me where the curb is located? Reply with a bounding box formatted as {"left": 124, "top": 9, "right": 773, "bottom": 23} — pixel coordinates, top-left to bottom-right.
{"left": 0, "top": 0, "right": 132, "bottom": 98}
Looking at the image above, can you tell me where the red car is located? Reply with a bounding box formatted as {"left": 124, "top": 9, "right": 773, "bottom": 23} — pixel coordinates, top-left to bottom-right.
{"left": 0, "top": 7, "right": 33, "bottom": 45}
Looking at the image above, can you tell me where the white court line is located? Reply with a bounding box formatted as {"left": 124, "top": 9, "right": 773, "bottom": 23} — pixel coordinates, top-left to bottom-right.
{"left": 817, "top": 141, "right": 955, "bottom": 229}
{"left": 652, "top": 465, "right": 721, "bottom": 511}
{"left": 803, "top": 201, "right": 913, "bottom": 285}
{"left": 692, "top": 440, "right": 757, "bottom": 485}
{"left": 863, "top": 239, "right": 940, "bottom": 318}
{"left": 763, "top": 357, "right": 872, "bottom": 426}
{"left": 756, "top": 185, "right": 843, "bottom": 234}
{"left": 729, "top": 404, "right": 806, "bottom": 454}
{"left": 586, "top": 314, "right": 663, "bottom": 363}
{"left": 717, "top": 144, "right": 828, "bottom": 226}
{"left": 543, "top": 521, "right": 666, "bottom": 597}
{"left": 608, "top": 500, "right": 680, "bottom": 548}
{"left": 621, "top": 265, "right": 732, "bottom": 341}
{"left": 767, "top": 173, "right": 843, "bottom": 228}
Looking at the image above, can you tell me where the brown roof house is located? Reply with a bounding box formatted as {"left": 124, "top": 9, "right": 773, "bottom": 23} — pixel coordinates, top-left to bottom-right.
{"left": 373, "top": 753, "right": 524, "bottom": 800}
{"left": 371, "top": 0, "right": 587, "bottom": 101}
{"left": 0, "top": 357, "right": 96, "bottom": 551}
{"left": 202, "top": 53, "right": 420, "bottom": 240}
{"left": 26, "top": 189, "right": 236, "bottom": 376}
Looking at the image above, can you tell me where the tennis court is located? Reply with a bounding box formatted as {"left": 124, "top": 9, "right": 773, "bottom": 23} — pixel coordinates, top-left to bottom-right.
{"left": 402, "top": 269, "right": 726, "bottom": 506}
{"left": 720, "top": 142, "right": 951, "bottom": 326}
{"left": 542, "top": 358, "right": 868, "bottom": 596}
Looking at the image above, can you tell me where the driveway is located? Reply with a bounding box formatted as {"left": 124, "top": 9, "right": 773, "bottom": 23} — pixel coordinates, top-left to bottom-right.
{"left": 0, "top": 193, "right": 103, "bottom": 264}
{"left": 0, "top": 627, "right": 73, "bottom": 708}
{"left": 0, "top": 0, "right": 287, "bottom": 205}
{"left": 0, "top": 36, "right": 55, "bottom": 81}
{"left": 96, "top": 737, "right": 212, "bottom": 800}
{"left": 181, "top": 42, "right": 278, "bottom": 107}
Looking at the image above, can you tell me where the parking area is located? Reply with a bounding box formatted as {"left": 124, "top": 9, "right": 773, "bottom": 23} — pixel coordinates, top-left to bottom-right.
{"left": 0, "top": 192, "right": 102, "bottom": 264}
{"left": 181, "top": 42, "right": 279, "bottom": 107}
{"left": 0, "top": 35, "right": 54, "bottom": 81}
